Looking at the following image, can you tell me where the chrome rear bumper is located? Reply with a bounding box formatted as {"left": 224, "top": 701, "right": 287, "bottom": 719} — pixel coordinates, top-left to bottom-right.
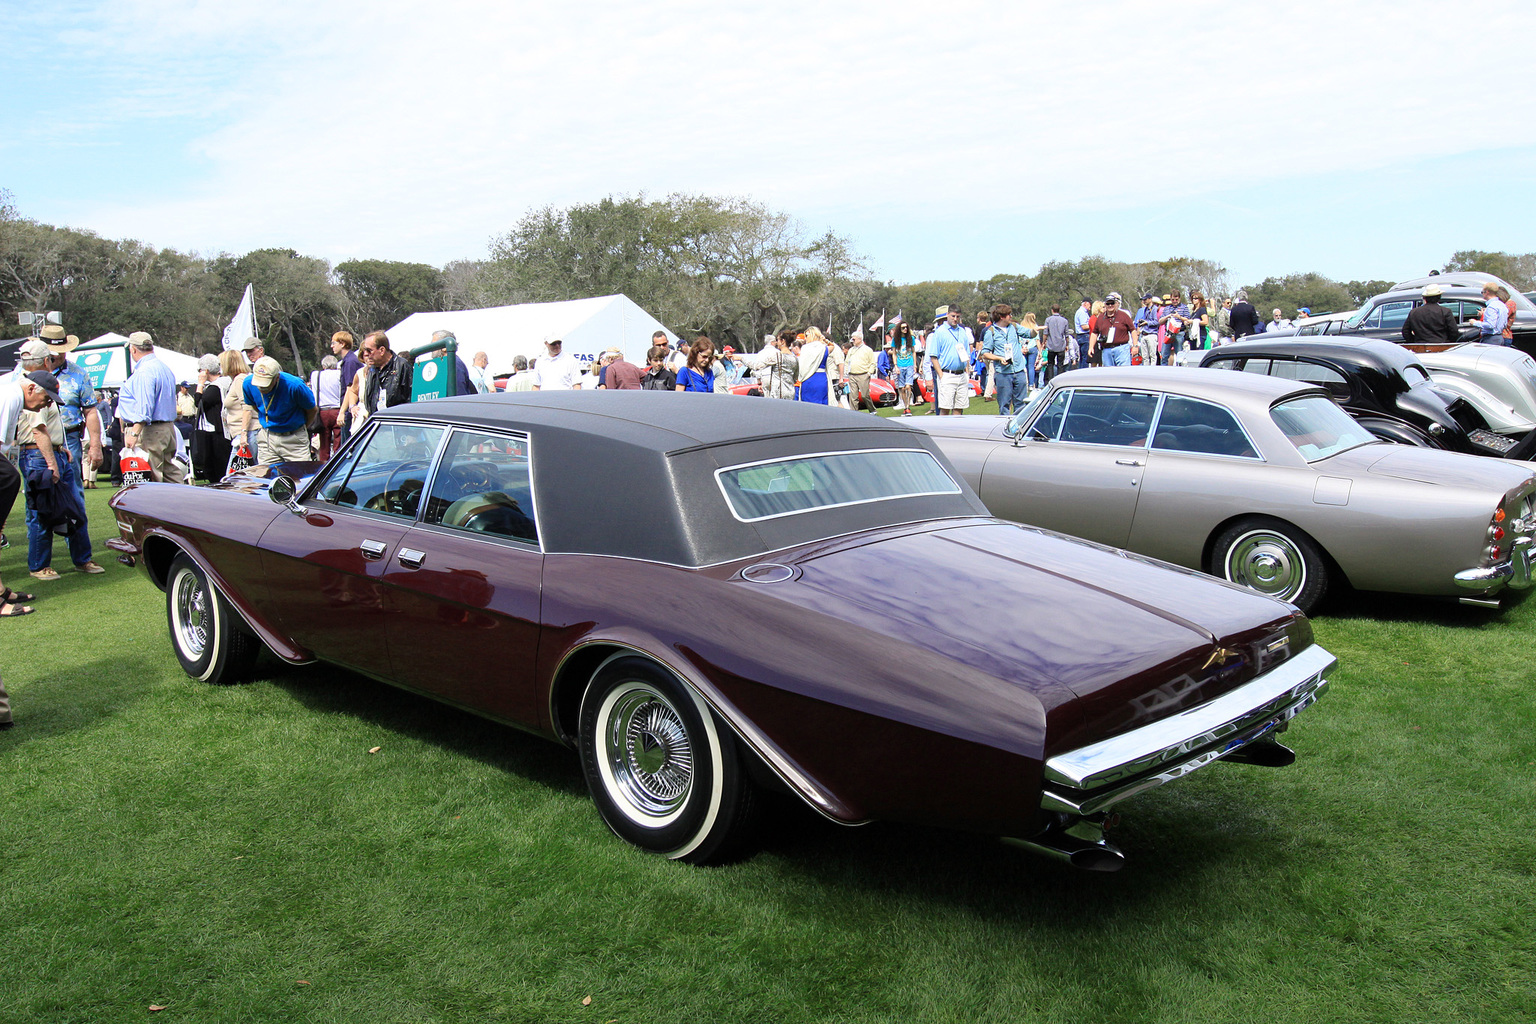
{"left": 1041, "top": 644, "right": 1335, "bottom": 817}
{"left": 1454, "top": 536, "right": 1533, "bottom": 592}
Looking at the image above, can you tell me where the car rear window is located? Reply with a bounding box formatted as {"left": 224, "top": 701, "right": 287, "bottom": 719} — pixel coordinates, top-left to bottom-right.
{"left": 716, "top": 449, "right": 960, "bottom": 522}
{"left": 1271, "top": 395, "right": 1377, "bottom": 461}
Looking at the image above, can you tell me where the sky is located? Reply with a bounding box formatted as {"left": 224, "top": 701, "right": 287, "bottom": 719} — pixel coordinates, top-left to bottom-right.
{"left": 4, "top": 0, "right": 1536, "bottom": 292}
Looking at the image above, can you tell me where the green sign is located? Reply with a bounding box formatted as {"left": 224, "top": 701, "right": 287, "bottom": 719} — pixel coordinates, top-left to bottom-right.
{"left": 411, "top": 354, "right": 450, "bottom": 401}
{"left": 76, "top": 349, "right": 115, "bottom": 388}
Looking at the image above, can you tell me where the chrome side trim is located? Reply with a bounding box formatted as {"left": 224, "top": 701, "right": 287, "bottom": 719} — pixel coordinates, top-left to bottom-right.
{"left": 1042, "top": 644, "right": 1334, "bottom": 813}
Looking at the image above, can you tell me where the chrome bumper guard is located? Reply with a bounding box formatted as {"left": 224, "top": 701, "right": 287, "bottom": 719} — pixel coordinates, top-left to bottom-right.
{"left": 1041, "top": 644, "right": 1335, "bottom": 817}
{"left": 1454, "top": 536, "right": 1533, "bottom": 592}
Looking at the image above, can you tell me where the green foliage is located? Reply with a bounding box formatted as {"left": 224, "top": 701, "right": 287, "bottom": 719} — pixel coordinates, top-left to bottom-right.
{"left": 483, "top": 194, "right": 872, "bottom": 349}
{"left": 1245, "top": 272, "right": 1357, "bottom": 318}
{"left": 335, "top": 259, "right": 444, "bottom": 335}
{"left": 1443, "top": 250, "right": 1536, "bottom": 291}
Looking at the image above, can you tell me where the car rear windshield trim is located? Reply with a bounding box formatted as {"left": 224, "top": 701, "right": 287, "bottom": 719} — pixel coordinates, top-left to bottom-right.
{"left": 715, "top": 448, "right": 962, "bottom": 523}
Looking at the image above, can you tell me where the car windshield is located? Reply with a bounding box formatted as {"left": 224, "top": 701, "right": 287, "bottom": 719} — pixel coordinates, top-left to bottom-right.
{"left": 716, "top": 449, "right": 961, "bottom": 522}
{"left": 1271, "top": 395, "right": 1378, "bottom": 461}
{"left": 1344, "top": 305, "right": 1371, "bottom": 329}
{"left": 1003, "top": 388, "right": 1050, "bottom": 437}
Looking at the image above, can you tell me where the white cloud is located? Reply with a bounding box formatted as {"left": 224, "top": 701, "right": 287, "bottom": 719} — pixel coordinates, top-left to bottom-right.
{"left": 26, "top": 0, "right": 1536, "bottom": 278}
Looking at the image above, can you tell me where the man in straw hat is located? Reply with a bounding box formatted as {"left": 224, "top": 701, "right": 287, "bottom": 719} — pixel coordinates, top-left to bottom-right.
{"left": 40, "top": 326, "right": 105, "bottom": 494}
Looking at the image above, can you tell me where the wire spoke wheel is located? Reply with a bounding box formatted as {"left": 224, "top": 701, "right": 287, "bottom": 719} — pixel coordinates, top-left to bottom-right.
{"left": 172, "top": 568, "right": 211, "bottom": 659}
{"left": 600, "top": 684, "right": 695, "bottom": 823}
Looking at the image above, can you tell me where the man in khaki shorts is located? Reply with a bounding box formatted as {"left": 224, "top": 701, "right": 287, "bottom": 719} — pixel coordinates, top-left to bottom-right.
{"left": 242, "top": 357, "right": 316, "bottom": 465}
{"left": 927, "top": 305, "right": 974, "bottom": 415}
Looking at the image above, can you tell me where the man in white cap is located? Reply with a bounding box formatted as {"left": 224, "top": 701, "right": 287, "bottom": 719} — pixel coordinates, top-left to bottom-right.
{"left": 117, "top": 331, "right": 184, "bottom": 484}
{"left": 531, "top": 337, "right": 583, "bottom": 390}
{"left": 242, "top": 356, "right": 317, "bottom": 465}
{"left": 0, "top": 341, "right": 50, "bottom": 556}
{"left": 14, "top": 370, "right": 101, "bottom": 580}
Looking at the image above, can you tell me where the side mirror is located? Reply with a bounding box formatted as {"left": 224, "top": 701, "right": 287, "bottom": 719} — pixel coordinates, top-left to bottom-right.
{"left": 268, "top": 475, "right": 305, "bottom": 515}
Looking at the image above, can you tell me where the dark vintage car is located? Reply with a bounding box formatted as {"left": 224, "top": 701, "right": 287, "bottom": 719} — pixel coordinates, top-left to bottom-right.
{"left": 1305, "top": 273, "right": 1536, "bottom": 357}
{"left": 108, "top": 392, "right": 1334, "bottom": 871}
{"left": 1199, "top": 337, "right": 1536, "bottom": 459}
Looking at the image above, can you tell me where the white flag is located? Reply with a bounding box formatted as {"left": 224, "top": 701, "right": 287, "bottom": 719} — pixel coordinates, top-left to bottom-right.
{"left": 220, "top": 284, "right": 255, "bottom": 352}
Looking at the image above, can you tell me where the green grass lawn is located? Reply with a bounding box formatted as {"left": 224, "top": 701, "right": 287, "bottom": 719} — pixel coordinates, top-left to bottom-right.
{"left": 1, "top": 485, "right": 1533, "bottom": 1023}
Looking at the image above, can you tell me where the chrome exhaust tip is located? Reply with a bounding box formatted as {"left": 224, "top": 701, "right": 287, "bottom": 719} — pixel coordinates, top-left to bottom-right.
{"left": 1004, "top": 814, "right": 1127, "bottom": 872}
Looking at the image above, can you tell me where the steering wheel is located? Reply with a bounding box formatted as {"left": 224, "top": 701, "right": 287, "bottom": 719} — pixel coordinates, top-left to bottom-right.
{"left": 364, "top": 459, "right": 429, "bottom": 516}
{"left": 447, "top": 463, "right": 496, "bottom": 496}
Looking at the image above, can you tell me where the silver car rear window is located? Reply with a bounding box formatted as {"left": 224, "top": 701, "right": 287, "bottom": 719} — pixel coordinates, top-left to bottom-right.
{"left": 1271, "top": 396, "right": 1377, "bottom": 461}
{"left": 716, "top": 449, "right": 960, "bottom": 522}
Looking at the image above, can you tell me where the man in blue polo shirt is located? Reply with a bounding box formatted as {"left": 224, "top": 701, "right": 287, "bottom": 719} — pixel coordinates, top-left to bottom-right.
{"left": 981, "top": 303, "right": 1030, "bottom": 417}
{"left": 927, "top": 305, "right": 974, "bottom": 416}
{"left": 118, "top": 331, "right": 184, "bottom": 484}
{"left": 244, "top": 356, "right": 316, "bottom": 465}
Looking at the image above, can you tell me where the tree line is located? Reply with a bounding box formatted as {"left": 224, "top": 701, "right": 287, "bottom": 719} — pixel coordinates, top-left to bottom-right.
{"left": 2, "top": 187, "right": 1529, "bottom": 371}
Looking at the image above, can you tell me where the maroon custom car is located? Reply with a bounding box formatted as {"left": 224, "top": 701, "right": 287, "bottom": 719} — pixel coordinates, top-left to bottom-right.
{"left": 109, "top": 392, "right": 1333, "bottom": 870}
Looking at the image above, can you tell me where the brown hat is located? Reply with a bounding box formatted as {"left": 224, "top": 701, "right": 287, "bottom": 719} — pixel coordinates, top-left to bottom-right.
{"left": 239, "top": 336, "right": 262, "bottom": 352}
{"left": 40, "top": 324, "right": 67, "bottom": 341}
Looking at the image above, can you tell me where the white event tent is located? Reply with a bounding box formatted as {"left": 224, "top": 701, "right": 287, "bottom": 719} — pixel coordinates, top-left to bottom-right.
{"left": 72, "top": 332, "right": 202, "bottom": 388}
{"left": 384, "top": 295, "right": 675, "bottom": 375}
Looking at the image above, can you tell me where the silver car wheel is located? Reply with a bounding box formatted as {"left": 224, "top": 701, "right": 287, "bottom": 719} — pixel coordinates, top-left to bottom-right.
{"left": 171, "top": 567, "right": 211, "bottom": 659}
{"left": 1223, "top": 529, "right": 1306, "bottom": 601}
{"left": 597, "top": 682, "right": 695, "bottom": 826}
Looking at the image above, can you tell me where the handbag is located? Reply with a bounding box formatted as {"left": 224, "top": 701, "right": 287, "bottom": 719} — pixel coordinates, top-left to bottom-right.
{"left": 228, "top": 442, "right": 257, "bottom": 474}
{"left": 120, "top": 446, "right": 154, "bottom": 486}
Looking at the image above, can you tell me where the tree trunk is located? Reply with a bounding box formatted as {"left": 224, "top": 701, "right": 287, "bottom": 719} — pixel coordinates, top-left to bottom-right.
{"left": 284, "top": 321, "right": 306, "bottom": 377}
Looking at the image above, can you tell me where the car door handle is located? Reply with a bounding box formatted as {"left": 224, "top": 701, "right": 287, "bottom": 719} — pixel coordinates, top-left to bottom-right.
{"left": 397, "top": 548, "right": 426, "bottom": 569}
{"left": 359, "top": 539, "right": 387, "bottom": 560}
{"left": 1115, "top": 458, "right": 1143, "bottom": 466}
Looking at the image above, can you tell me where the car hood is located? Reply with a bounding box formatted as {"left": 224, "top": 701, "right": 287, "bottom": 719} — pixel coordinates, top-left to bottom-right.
{"left": 774, "top": 519, "right": 1307, "bottom": 751}
{"left": 1360, "top": 445, "right": 1535, "bottom": 488}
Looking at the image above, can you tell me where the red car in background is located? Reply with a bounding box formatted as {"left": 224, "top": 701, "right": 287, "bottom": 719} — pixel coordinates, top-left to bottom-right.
{"left": 731, "top": 376, "right": 907, "bottom": 407}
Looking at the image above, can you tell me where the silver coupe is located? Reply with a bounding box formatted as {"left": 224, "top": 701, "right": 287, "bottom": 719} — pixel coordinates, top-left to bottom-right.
{"left": 913, "top": 368, "right": 1536, "bottom": 613}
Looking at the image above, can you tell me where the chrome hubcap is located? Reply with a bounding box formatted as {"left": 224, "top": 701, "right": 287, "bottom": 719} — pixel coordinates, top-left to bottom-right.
{"left": 601, "top": 684, "right": 693, "bottom": 820}
{"left": 1225, "top": 530, "right": 1305, "bottom": 600}
{"left": 173, "top": 571, "right": 210, "bottom": 657}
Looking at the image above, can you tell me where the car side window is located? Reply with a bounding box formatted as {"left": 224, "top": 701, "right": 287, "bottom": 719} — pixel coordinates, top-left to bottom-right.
{"left": 422, "top": 429, "right": 538, "bottom": 544}
{"left": 1378, "top": 301, "right": 1414, "bottom": 330}
{"left": 1358, "top": 305, "right": 1382, "bottom": 329}
{"left": 1057, "top": 390, "right": 1159, "bottom": 447}
{"left": 1151, "top": 396, "right": 1258, "bottom": 458}
{"left": 320, "top": 422, "right": 445, "bottom": 519}
{"left": 1268, "top": 360, "right": 1350, "bottom": 400}
{"left": 1029, "top": 389, "right": 1072, "bottom": 440}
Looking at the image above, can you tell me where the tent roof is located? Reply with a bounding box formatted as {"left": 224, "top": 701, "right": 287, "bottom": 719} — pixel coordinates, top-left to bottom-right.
{"left": 384, "top": 294, "right": 674, "bottom": 374}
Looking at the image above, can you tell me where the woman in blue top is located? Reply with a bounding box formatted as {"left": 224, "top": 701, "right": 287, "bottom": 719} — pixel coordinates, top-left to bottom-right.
{"left": 892, "top": 322, "right": 917, "bottom": 415}
{"left": 796, "top": 327, "right": 832, "bottom": 405}
{"left": 675, "top": 336, "right": 717, "bottom": 393}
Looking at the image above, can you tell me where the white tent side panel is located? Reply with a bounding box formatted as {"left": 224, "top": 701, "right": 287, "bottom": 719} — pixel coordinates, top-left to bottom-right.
{"left": 75, "top": 333, "right": 203, "bottom": 388}
{"left": 384, "top": 295, "right": 675, "bottom": 376}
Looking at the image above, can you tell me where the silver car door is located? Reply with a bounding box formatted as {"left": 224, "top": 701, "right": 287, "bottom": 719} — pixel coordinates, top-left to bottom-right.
{"left": 979, "top": 388, "right": 1160, "bottom": 549}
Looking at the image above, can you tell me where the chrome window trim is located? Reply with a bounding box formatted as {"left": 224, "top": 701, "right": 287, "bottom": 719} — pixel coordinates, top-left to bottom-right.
{"left": 416, "top": 424, "right": 543, "bottom": 553}
{"left": 303, "top": 419, "right": 450, "bottom": 521}
{"left": 712, "top": 447, "right": 961, "bottom": 524}
{"left": 1146, "top": 394, "right": 1266, "bottom": 463}
{"left": 1042, "top": 644, "right": 1335, "bottom": 815}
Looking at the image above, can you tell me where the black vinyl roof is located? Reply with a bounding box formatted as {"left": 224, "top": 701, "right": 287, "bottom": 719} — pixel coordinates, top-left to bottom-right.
{"left": 373, "top": 391, "right": 987, "bottom": 566}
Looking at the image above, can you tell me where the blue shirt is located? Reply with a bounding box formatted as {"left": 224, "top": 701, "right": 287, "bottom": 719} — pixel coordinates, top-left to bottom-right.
{"left": 54, "top": 359, "right": 97, "bottom": 431}
{"left": 118, "top": 352, "right": 179, "bottom": 423}
{"left": 1480, "top": 299, "right": 1509, "bottom": 338}
{"left": 1133, "top": 307, "right": 1159, "bottom": 334}
{"left": 243, "top": 371, "right": 315, "bottom": 433}
{"left": 1074, "top": 306, "right": 1092, "bottom": 338}
{"left": 983, "top": 324, "right": 1029, "bottom": 374}
{"left": 928, "top": 324, "right": 972, "bottom": 373}
{"left": 676, "top": 366, "right": 715, "bottom": 393}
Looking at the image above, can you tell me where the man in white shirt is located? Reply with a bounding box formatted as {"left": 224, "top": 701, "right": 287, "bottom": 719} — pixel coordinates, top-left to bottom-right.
{"left": 468, "top": 351, "right": 494, "bottom": 394}
{"left": 531, "top": 338, "right": 583, "bottom": 390}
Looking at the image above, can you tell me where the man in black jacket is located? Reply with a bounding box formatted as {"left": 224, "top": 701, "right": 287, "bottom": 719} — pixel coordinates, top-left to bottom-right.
{"left": 1402, "top": 285, "right": 1462, "bottom": 347}
{"left": 359, "top": 330, "right": 414, "bottom": 417}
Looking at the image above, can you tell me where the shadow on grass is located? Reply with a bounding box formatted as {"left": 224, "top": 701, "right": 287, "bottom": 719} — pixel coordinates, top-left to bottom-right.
{"left": 1319, "top": 584, "right": 1519, "bottom": 627}
{"left": 262, "top": 658, "right": 584, "bottom": 797}
{"left": 743, "top": 783, "right": 1279, "bottom": 928}
{"left": 0, "top": 654, "right": 158, "bottom": 744}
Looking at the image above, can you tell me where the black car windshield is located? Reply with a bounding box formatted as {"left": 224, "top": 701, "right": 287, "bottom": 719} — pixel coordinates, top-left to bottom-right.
{"left": 716, "top": 449, "right": 960, "bottom": 522}
{"left": 1271, "top": 396, "right": 1378, "bottom": 461}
